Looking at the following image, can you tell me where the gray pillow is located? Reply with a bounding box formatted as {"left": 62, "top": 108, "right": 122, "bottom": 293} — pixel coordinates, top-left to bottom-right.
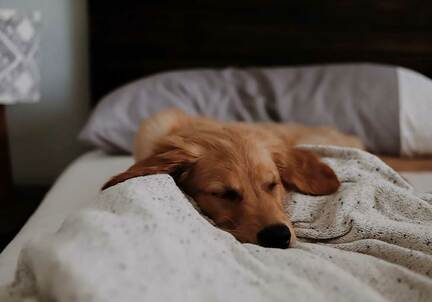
{"left": 79, "top": 63, "right": 430, "bottom": 156}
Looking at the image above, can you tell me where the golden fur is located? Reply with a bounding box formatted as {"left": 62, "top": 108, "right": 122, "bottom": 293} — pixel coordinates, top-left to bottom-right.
{"left": 103, "top": 108, "right": 364, "bottom": 247}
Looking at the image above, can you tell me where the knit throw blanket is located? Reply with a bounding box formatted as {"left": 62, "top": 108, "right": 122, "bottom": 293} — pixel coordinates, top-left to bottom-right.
{"left": 2, "top": 146, "right": 431, "bottom": 302}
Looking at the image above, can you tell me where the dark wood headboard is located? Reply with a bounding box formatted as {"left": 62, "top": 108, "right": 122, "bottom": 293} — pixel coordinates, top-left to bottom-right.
{"left": 88, "top": 0, "right": 432, "bottom": 104}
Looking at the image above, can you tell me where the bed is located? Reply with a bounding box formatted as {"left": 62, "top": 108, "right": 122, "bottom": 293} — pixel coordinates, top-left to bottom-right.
{"left": 0, "top": 149, "right": 431, "bottom": 300}
{"left": 1, "top": 151, "right": 431, "bottom": 286}
{"left": 1, "top": 1, "right": 432, "bottom": 300}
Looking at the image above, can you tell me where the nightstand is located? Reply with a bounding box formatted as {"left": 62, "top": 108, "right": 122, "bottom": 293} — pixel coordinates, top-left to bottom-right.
{"left": 0, "top": 105, "right": 13, "bottom": 202}
{"left": 0, "top": 107, "right": 49, "bottom": 252}
{"left": 0, "top": 107, "right": 48, "bottom": 251}
{"left": 0, "top": 104, "right": 16, "bottom": 250}
{"left": 0, "top": 186, "right": 47, "bottom": 252}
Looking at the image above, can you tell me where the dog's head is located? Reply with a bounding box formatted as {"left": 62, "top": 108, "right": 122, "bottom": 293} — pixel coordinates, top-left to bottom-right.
{"left": 103, "top": 127, "right": 340, "bottom": 249}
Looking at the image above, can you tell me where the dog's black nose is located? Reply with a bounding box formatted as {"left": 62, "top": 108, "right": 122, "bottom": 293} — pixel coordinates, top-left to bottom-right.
{"left": 257, "top": 224, "right": 291, "bottom": 249}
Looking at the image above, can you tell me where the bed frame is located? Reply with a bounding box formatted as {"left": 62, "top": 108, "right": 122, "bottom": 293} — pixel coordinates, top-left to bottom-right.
{"left": 87, "top": 1, "right": 432, "bottom": 170}
{"left": 88, "top": 0, "right": 432, "bottom": 103}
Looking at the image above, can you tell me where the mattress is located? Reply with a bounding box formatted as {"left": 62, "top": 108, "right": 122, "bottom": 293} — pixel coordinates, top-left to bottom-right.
{"left": 0, "top": 150, "right": 431, "bottom": 286}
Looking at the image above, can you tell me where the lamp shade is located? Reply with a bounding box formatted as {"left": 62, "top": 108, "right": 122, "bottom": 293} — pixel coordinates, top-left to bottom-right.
{"left": 0, "top": 9, "right": 40, "bottom": 104}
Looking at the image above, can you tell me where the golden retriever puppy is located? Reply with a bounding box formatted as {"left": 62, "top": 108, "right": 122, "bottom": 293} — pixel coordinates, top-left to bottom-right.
{"left": 103, "top": 109, "right": 363, "bottom": 249}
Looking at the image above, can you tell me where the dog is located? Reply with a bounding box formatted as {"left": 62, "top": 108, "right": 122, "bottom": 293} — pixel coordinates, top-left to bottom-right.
{"left": 102, "top": 108, "right": 364, "bottom": 249}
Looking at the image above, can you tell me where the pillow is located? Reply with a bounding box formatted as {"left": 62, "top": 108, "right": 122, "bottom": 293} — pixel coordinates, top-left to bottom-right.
{"left": 397, "top": 67, "right": 432, "bottom": 156}
{"left": 79, "top": 63, "right": 432, "bottom": 156}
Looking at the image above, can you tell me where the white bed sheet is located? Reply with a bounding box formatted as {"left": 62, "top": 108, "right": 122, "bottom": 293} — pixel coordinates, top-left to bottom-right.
{"left": 0, "top": 150, "right": 431, "bottom": 286}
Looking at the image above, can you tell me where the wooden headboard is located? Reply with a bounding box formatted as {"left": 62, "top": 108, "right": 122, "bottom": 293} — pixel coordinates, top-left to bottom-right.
{"left": 88, "top": 0, "right": 432, "bottom": 104}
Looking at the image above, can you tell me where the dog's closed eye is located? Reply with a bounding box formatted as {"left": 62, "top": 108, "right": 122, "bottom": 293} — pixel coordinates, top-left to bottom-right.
{"left": 266, "top": 181, "right": 278, "bottom": 192}
{"left": 211, "top": 189, "right": 242, "bottom": 202}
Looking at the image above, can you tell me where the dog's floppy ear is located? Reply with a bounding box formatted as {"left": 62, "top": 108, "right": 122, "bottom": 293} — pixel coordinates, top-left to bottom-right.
{"left": 274, "top": 148, "right": 340, "bottom": 195}
{"left": 102, "top": 137, "right": 200, "bottom": 190}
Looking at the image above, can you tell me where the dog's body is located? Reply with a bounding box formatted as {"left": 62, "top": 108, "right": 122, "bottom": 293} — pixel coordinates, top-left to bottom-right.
{"left": 133, "top": 109, "right": 364, "bottom": 162}
{"left": 104, "top": 109, "right": 364, "bottom": 249}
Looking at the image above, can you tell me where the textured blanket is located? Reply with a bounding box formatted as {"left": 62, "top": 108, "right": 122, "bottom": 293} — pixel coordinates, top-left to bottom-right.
{"left": 2, "top": 147, "right": 432, "bottom": 302}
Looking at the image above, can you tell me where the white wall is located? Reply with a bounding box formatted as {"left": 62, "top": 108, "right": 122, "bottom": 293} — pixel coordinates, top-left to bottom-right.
{"left": 3, "top": 0, "right": 90, "bottom": 185}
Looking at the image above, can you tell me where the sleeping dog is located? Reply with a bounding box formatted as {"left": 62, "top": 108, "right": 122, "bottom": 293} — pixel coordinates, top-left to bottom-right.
{"left": 103, "top": 108, "right": 364, "bottom": 249}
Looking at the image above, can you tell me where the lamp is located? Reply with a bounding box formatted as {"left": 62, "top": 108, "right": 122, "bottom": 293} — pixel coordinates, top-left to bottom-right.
{"left": 0, "top": 9, "right": 40, "bottom": 201}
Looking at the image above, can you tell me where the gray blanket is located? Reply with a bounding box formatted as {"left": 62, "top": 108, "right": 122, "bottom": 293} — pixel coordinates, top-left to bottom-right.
{"left": 1, "top": 147, "right": 431, "bottom": 302}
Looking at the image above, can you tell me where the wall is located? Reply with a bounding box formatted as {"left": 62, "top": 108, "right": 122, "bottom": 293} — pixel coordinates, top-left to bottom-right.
{"left": 3, "top": 0, "right": 90, "bottom": 186}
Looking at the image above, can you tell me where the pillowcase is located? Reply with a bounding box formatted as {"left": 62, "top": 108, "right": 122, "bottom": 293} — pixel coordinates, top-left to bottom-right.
{"left": 79, "top": 63, "right": 432, "bottom": 156}
{"left": 397, "top": 67, "right": 432, "bottom": 156}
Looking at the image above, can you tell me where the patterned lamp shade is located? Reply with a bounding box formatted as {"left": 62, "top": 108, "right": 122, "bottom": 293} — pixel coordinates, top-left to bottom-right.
{"left": 0, "top": 9, "right": 40, "bottom": 104}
